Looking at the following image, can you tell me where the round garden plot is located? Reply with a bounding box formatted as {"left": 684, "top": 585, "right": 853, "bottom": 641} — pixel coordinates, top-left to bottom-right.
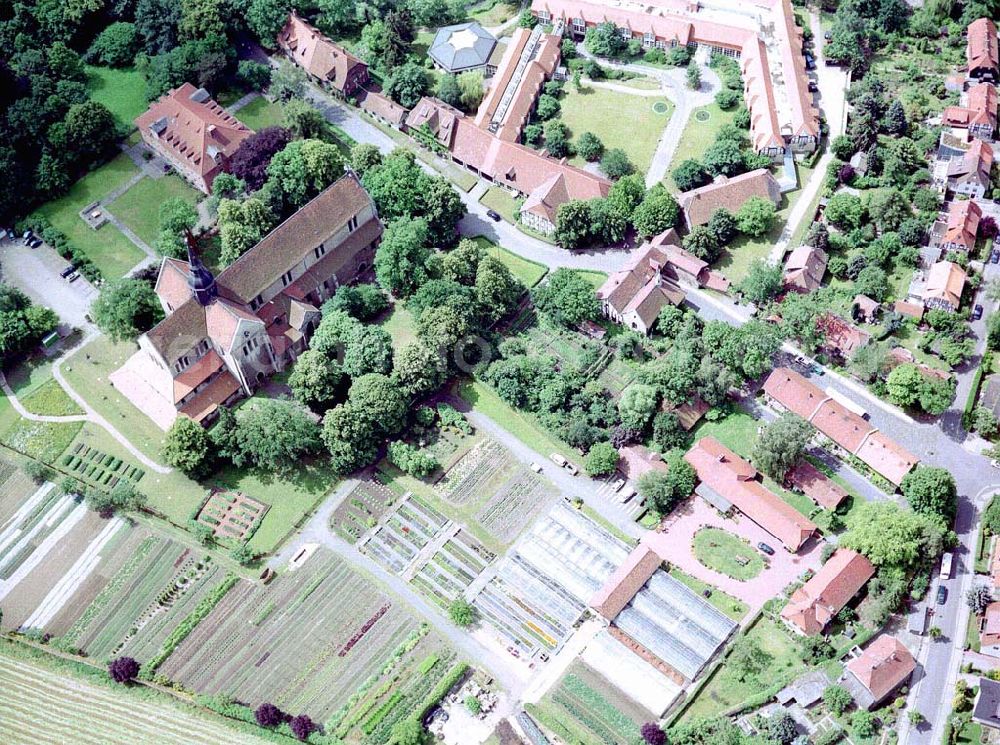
{"left": 652, "top": 101, "right": 669, "bottom": 114}
{"left": 695, "top": 109, "right": 711, "bottom": 122}
{"left": 692, "top": 527, "right": 764, "bottom": 581}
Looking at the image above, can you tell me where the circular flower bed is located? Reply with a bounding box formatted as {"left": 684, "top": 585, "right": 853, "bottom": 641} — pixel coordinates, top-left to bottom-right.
{"left": 652, "top": 101, "right": 669, "bottom": 115}
{"left": 692, "top": 527, "right": 765, "bottom": 580}
{"left": 695, "top": 109, "right": 711, "bottom": 122}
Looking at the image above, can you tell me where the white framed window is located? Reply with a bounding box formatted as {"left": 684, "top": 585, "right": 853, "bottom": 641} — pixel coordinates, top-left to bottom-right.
{"left": 619, "top": 27, "right": 631, "bottom": 41}
{"left": 643, "top": 32, "right": 654, "bottom": 48}
{"left": 537, "top": 10, "right": 550, "bottom": 21}
{"left": 572, "top": 18, "right": 585, "bottom": 33}
{"left": 655, "top": 39, "right": 666, "bottom": 50}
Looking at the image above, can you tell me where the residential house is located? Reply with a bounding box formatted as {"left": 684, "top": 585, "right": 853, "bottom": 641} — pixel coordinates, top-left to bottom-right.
{"left": 617, "top": 444, "right": 669, "bottom": 481}
{"left": 135, "top": 83, "right": 253, "bottom": 195}
{"left": 648, "top": 230, "right": 731, "bottom": 291}
{"left": 815, "top": 313, "right": 871, "bottom": 360}
{"left": 763, "top": 368, "right": 919, "bottom": 486}
{"left": 844, "top": 635, "right": 916, "bottom": 710}
{"left": 677, "top": 169, "right": 782, "bottom": 229}
{"left": 968, "top": 18, "right": 999, "bottom": 83}
{"left": 110, "top": 174, "right": 382, "bottom": 430}
{"left": 783, "top": 246, "right": 828, "bottom": 293}
{"left": 981, "top": 602, "right": 1000, "bottom": 658}
{"left": 942, "top": 82, "right": 998, "bottom": 141}
{"left": 358, "top": 90, "right": 408, "bottom": 129}
{"left": 662, "top": 396, "right": 710, "bottom": 431}
{"left": 937, "top": 199, "right": 982, "bottom": 253}
{"left": 852, "top": 294, "right": 879, "bottom": 324}
{"left": 974, "top": 677, "right": 1000, "bottom": 730}
{"left": 781, "top": 549, "right": 875, "bottom": 635}
{"left": 893, "top": 300, "right": 925, "bottom": 322}
{"left": 277, "top": 13, "right": 369, "bottom": 98}
{"left": 475, "top": 27, "right": 562, "bottom": 142}
{"left": 922, "top": 260, "right": 967, "bottom": 311}
{"left": 684, "top": 437, "right": 818, "bottom": 552}
{"left": 406, "top": 97, "right": 610, "bottom": 235}
{"left": 531, "top": 0, "right": 819, "bottom": 157}
{"left": 934, "top": 138, "right": 994, "bottom": 198}
{"left": 596, "top": 243, "right": 686, "bottom": 334}
{"left": 785, "top": 461, "right": 848, "bottom": 511}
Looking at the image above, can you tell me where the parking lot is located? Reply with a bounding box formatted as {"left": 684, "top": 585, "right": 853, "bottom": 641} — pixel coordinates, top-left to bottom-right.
{"left": 0, "top": 236, "right": 97, "bottom": 329}
{"left": 593, "top": 475, "right": 647, "bottom": 520}
{"left": 642, "top": 497, "right": 825, "bottom": 617}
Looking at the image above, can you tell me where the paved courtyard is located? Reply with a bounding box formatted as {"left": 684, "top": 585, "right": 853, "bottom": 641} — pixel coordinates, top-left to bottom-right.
{"left": 0, "top": 238, "right": 97, "bottom": 329}
{"left": 642, "top": 497, "right": 825, "bottom": 615}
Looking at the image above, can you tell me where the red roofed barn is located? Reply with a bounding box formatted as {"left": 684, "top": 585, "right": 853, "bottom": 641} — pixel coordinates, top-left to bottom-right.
{"left": 277, "top": 13, "right": 369, "bottom": 98}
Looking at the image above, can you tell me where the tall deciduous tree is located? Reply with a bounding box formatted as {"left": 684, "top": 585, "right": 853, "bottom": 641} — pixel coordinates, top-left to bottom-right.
{"left": 230, "top": 127, "right": 293, "bottom": 191}
{"left": 230, "top": 398, "right": 323, "bottom": 472}
{"left": 375, "top": 217, "right": 433, "bottom": 298}
{"left": 92, "top": 278, "right": 164, "bottom": 342}
{"left": 901, "top": 466, "right": 957, "bottom": 520}
{"left": 162, "top": 415, "right": 212, "bottom": 476}
{"left": 288, "top": 349, "right": 344, "bottom": 411}
{"left": 265, "top": 138, "right": 345, "bottom": 209}
{"left": 531, "top": 269, "right": 599, "bottom": 327}
{"left": 751, "top": 413, "right": 814, "bottom": 480}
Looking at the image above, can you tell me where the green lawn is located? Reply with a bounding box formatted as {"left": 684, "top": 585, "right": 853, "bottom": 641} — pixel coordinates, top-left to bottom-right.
{"left": 558, "top": 84, "right": 673, "bottom": 173}
{"left": 480, "top": 187, "right": 520, "bottom": 223}
{"left": 692, "top": 527, "right": 765, "bottom": 580}
{"left": 668, "top": 567, "right": 748, "bottom": 621}
{"left": 678, "top": 617, "right": 806, "bottom": 722}
{"left": 33, "top": 154, "right": 146, "bottom": 278}
{"left": 20, "top": 379, "right": 84, "bottom": 417}
{"left": 576, "top": 270, "right": 608, "bottom": 289}
{"left": 213, "top": 461, "right": 340, "bottom": 553}
{"left": 473, "top": 237, "right": 548, "bottom": 287}
{"left": 457, "top": 379, "right": 581, "bottom": 467}
{"left": 665, "top": 103, "right": 737, "bottom": 190}
{"left": 378, "top": 305, "right": 419, "bottom": 352}
{"left": 108, "top": 174, "right": 202, "bottom": 247}
{"left": 468, "top": 0, "right": 519, "bottom": 26}
{"left": 86, "top": 65, "right": 148, "bottom": 130}
{"left": 233, "top": 96, "right": 285, "bottom": 130}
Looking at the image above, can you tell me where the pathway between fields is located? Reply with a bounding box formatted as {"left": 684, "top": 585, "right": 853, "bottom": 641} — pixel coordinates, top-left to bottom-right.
{"left": 268, "top": 479, "right": 530, "bottom": 702}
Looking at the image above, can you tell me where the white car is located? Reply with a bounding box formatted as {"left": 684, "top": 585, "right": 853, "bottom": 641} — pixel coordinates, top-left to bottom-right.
{"left": 530, "top": 462, "right": 543, "bottom": 473}
{"left": 610, "top": 478, "right": 626, "bottom": 492}
{"left": 617, "top": 488, "right": 636, "bottom": 504}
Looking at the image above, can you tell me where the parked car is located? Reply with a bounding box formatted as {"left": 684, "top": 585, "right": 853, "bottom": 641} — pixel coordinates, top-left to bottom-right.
{"left": 611, "top": 478, "right": 626, "bottom": 493}
{"left": 808, "top": 80, "right": 818, "bottom": 92}
{"left": 529, "top": 462, "right": 543, "bottom": 473}
{"left": 617, "top": 488, "right": 635, "bottom": 504}
{"left": 804, "top": 54, "right": 816, "bottom": 69}
{"left": 824, "top": 31, "right": 833, "bottom": 40}
{"left": 810, "top": 364, "right": 825, "bottom": 376}
{"left": 564, "top": 462, "right": 579, "bottom": 476}
{"left": 824, "top": 57, "right": 841, "bottom": 66}
{"left": 549, "top": 453, "right": 568, "bottom": 467}
{"left": 60, "top": 265, "right": 76, "bottom": 278}
{"left": 973, "top": 304, "right": 984, "bottom": 321}
{"left": 991, "top": 248, "right": 1000, "bottom": 264}
{"left": 486, "top": 209, "right": 502, "bottom": 222}
{"left": 29, "top": 237, "right": 42, "bottom": 248}
{"left": 757, "top": 542, "right": 775, "bottom": 556}
{"left": 22, "top": 230, "right": 33, "bottom": 245}
{"left": 936, "top": 585, "right": 948, "bottom": 605}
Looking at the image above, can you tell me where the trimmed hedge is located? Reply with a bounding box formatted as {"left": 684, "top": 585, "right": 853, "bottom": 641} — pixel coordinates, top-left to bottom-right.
{"left": 17, "top": 214, "right": 101, "bottom": 281}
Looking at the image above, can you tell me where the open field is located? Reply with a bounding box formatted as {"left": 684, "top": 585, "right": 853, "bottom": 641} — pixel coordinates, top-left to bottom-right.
{"left": 473, "top": 237, "right": 548, "bottom": 288}
{"left": 558, "top": 85, "right": 672, "bottom": 174}
{"left": 20, "top": 378, "right": 84, "bottom": 417}
{"left": 159, "top": 549, "right": 459, "bottom": 737}
{"left": 32, "top": 154, "right": 145, "bottom": 278}
{"left": 108, "top": 174, "right": 202, "bottom": 247}
{"left": 0, "top": 416, "right": 82, "bottom": 463}
{"left": 677, "top": 616, "right": 806, "bottom": 722}
{"left": 0, "top": 641, "right": 274, "bottom": 745}
{"left": 378, "top": 305, "right": 419, "bottom": 352}
{"left": 468, "top": 0, "right": 519, "bottom": 26}
{"left": 85, "top": 66, "right": 148, "bottom": 129}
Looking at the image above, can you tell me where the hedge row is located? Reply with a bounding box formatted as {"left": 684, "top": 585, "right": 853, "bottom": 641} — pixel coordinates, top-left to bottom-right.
{"left": 16, "top": 214, "right": 101, "bottom": 282}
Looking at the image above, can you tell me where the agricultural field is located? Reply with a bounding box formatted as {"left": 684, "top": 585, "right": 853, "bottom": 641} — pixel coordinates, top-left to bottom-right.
{"left": 411, "top": 530, "right": 496, "bottom": 610}
{"left": 361, "top": 494, "right": 449, "bottom": 573}
{"left": 0, "top": 415, "right": 82, "bottom": 464}
{"left": 159, "top": 548, "right": 458, "bottom": 736}
{"left": 60, "top": 535, "right": 228, "bottom": 663}
{"left": 528, "top": 662, "right": 648, "bottom": 745}
{"left": 331, "top": 480, "right": 398, "bottom": 543}
{"left": 0, "top": 457, "right": 38, "bottom": 524}
{"left": 194, "top": 489, "right": 268, "bottom": 542}
{"left": 0, "top": 482, "right": 133, "bottom": 635}
{"left": 0, "top": 641, "right": 274, "bottom": 745}
{"left": 19, "top": 378, "right": 84, "bottom": 417}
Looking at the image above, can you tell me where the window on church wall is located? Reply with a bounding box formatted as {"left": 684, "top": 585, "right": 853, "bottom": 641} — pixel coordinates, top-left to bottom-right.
{"left": 348, "top": 215, "right": 359, "bottom": 232}
{"left": 250, "top": 294, "right": 263, "bottom": 311}
{"left": 280, "top": 269, "right": 294, "bottom": 287}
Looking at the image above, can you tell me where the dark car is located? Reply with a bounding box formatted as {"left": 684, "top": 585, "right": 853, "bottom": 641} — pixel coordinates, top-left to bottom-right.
{"left": 974, "top": 304, "right": 984, "bottom": 321}
{"left": 29, "top": 237, "right": 42, "bottom": 248}
{"left": 804, "top": 54, "right": 816, "bottom": 70}
{"left": 936, "top": 585, "right": 948, "bottom": 605}
{"left": 824, "top": 31, "right": 833, "bottom": 41}
{"left": 60, "top": 265, "right": 76, "bottom": 279}
{"left": 991, "top": 248, "right": 1000, "bottom": 264}
{"left": 486, "top": 209, "right": 502, "bottom": 222}
{"left": 757, "top": 542, "right": 775, "bottom": 556}
{"left": 808, "top": 80, "right": 819, "bottom": 92}
{"left": 22, "top": 230, "right": 33, "bottom": 245}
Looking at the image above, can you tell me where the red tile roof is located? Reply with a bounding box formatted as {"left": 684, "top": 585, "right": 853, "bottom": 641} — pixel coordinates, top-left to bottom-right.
{"left": 810, "top": 398, "right": 873, "bottom": 454}
{"left": 173, "top": 350, "right": 224, "bottom": 403}
{"left": 991, "top": 540, "right": 1000, "bottom": 586}
{"left": 846, "top": 635, "right": 915, "bottom": 704}
{"left": 618, "top": 444, "right": 669, "bottom": 480}
{"left": 178, "top": 370, "right": 242, "bottom": 423}
{"left": 359, "top": 90, "right": 408, "bottom": 127}
{"left": 854, "top": 431, "right": 918, "bottom": 487}
{"left": 135, "top": 83, "right": 252, "bottom": 192}
{"left": 815, "top": 313, "right": 871, "bottom": 359}
{"left": 923, "top": 261, "right": 967, "bottom": 310}
{"left": 942, "top": 82, "right": 998, "bottom": 132}
{"left": 684, "top": 436, "right": 817, "bottom": 552}
{"left": 155, "top": 258, "right": 194, "bottom": 311}
{"left": 968, "top": 18, "right": 999, "bottom": 75}
{"left": 678, "top": 169, "right": 781, "bottom": 227}
{"left": 783, "top": 246, "right": 828, "bottom": 293}
{"left": 762, "top": 367, "right": 828, "bottom": 421}
{"left": 781, "top": 549, "right": 875, "bottom": 635}
{"left": 589, "top": 544, "right": 662, "bottom": 620}
{"left": 277, "top": 13, "right": 367, "bottom": 93}
{"left": 785, "top": 461, "right": 848, "bottom": 510}
{"left": 981, "top": 601, "right": 1000, "bottom": 648}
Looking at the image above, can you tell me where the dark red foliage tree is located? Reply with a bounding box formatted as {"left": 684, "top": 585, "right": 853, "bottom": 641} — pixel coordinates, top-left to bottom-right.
{"left": 641, "top": 722, "right": 666, "bottom": 745}
{"left": 255, "top": 702, "right": 285, "bottom": 727}
{"left": 837, "top": 164, "right": 856, "bottom": 184}
{"left": 981, "top": 216, "right": 998, "bottom": 240}
{"left": 108, "top": 656, "right": 140, "bottom": 684}
{"left": 290, "top": 714, "right": 315, "bottom": 740}
{"left": 229, "top": 127, "right": 292, "bottom": 190}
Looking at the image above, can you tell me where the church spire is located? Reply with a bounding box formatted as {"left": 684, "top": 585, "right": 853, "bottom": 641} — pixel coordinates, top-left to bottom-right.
{"left": 185, "top": 230, "right": 218, "bottom": 307}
